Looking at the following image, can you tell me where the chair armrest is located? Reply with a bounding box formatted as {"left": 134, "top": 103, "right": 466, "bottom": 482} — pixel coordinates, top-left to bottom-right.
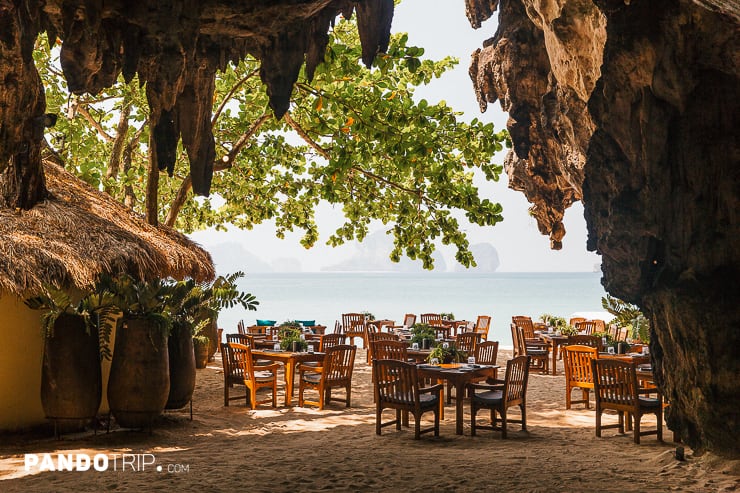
{"left": 299, "top": 365, "right": 324, "bottom": 376}
{"left": 468, "top": 381, "right": 504, "bottom": 391}
{"left": 420, "top": 383, "right": 444, "bottom": 395}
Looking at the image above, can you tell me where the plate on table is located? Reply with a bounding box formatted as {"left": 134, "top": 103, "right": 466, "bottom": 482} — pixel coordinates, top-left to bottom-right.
{"left": 637, "top": 364, "right": 652, "bottom": 371}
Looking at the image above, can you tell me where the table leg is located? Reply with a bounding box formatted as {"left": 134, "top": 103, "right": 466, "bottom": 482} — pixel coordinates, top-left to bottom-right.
{"left": 551, "top": 343, "right": 559, "bottom": 375}
{"left": 284, "top": 361, "right": 295, "bottom": 406}
{"left": 454, "top": 380, "right": 465, "bottom": 435}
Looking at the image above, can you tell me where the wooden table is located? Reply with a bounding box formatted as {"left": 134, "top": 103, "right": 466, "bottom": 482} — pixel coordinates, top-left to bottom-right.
{"left": 599, "top": 352, "right": 650, "bottom": 365}
{"left": 251, "top": 350, "right": 325, "bottom": 406}
{"left": 538, "top": 333, "right": 569, "bottom": 375}
{"left": 368, "top": 319, "right": 396, "bottom": 332}
{"left": 407, "top": 348, "right": 432, "bottom": 362}
{"left": 416, "top": 363, "right": 499, "bottom": 435}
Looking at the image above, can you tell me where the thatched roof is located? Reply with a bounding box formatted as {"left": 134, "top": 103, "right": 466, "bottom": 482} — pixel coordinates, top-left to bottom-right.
{"left": 0, "top": 161, "right": 215, "bottom": 297}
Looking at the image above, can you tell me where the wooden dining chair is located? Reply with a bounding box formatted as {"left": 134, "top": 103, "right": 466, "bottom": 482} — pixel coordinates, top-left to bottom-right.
{"left": 569, "top": 317, "right": 587, "bottom": 327}
{"left": 373, "top": 358, "right": 443, "bottom": 439}
{"left": 341, "top": 313, "right": 366, "bottom": 347}
{"left": 591, "top": 359, "right": 663, "bottom": 444}
{"left": 237, "top": 319, "right": 246, "bottom": 335}
{"left": 567, "top": 334, "right": 604, "bottom": 352}
{"left": 575, "top": 320, "right": 598, "bottom": 335}
{"left": 562, "top": 344, "right": 598, "bottom": 409}
{"left": 298, "top": 344, "right": 356, "bottom": 410}
{"left": 473, "top": 315, "right": 491, "bottom": 341}
{"left": 221, "top": 342, "right": 280, "bottom": 409}
{"left": 469, "top": 355, "right": 530, "bottom": 438}
{"left": 420, "top": 313, "right": 442, "bottom": 325}
{"left": 367, "top": 331, "right": 400, "bottom": 364}
{"left": 318, "top": 333, "right": 346, "bottom": 352}
{"left": 515, "top": 325, "right": 549, "bottom": 374}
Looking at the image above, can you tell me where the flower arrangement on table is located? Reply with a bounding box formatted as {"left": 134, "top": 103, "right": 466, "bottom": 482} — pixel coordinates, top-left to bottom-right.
{"left": 410, "top": 323, "right": 436, "bottom": 349}
{"left": 427, "top": 342, "right": 466, "bottom": 364}
{"left": 277, "top": 321, "right": 308, "bottom": 351}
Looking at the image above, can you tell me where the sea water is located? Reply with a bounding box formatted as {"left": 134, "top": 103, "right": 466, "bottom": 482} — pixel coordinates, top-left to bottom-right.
{"left": 222, "top": 272, "right": 609, "bottom": 348}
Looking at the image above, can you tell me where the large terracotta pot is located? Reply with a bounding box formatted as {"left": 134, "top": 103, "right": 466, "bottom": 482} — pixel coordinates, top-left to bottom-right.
{"left": 108, "top": 317, "right": 170, "bottom": 429}
{"left": 194, "top": 338, "right": 209, "bottom": 369}
{"left": 166, "top": 323, "right": 196, "bottom": 409}
{"left": 41, "top": 313, "right": 101, "bottom": 432}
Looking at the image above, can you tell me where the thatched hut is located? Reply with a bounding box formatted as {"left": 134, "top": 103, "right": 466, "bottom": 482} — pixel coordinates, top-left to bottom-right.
{"left": 0, "top": 161, "right": 214, "bottom": 430}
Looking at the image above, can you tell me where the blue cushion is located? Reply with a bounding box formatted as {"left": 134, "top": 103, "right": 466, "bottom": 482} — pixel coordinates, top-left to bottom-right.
{"left": 296, "top": 320, "right": 316, "bottom": 327}
{"left": 256, "top": 319, "right": 277, "bottom": 326}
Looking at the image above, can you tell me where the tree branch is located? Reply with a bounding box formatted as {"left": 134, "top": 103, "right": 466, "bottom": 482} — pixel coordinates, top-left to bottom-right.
{"left": 75, "top": 103, "right": 114, "bottom": 142}
{"left": 104, "top": 102, "right": 131, "bottom": 191}
{"left": 211, "top": 67, "right": 260, "bottom": 125}
{"left": 164, "top": 113, "right": 271, "bottom": 228}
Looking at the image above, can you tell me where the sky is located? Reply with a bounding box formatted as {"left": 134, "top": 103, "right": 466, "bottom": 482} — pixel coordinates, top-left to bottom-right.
{"left": 190, "top": 0, "right": 602, "bottom": 273}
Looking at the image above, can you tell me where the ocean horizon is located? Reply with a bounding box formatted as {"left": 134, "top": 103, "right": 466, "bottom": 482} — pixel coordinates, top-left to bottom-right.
{"left": 221, "top": 271, "right": 610, "bottom": 348}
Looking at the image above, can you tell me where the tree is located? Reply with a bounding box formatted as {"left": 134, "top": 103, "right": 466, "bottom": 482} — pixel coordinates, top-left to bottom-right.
{"left": 37, "top": 17, "right": 509, "bottom": 269}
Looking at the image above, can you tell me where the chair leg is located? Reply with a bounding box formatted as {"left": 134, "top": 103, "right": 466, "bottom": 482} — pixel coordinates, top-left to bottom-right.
{"left": 595, "top": 406, "right": 602, "bottom": 437}
{"left": 520, "top": 402, "right": 527, "bottom": 431}
{"left": 271, "top": 382, "right": 277, "bottom": 408}
{"left": 433, "top": 408, "right": 439, "bottom": 437}
{"left": 566, "top": 385, "right": 572, "bottom": 410}
{"left": 345, "top": 384, "right": 351, "bottom": 407}
{"left": 470, "top": 404, "right": 477, "bottom": 436}
{"left": 396, "top": 409, "right": 402, "bottom": 431}
{"left": 634, "top": 413, "right": 641, "bottom": 444}
{"left": 657, "top": 406, "right": 664, "bottom": 442}
{"left": 501, "top": 408, "right": 508, "bottom": 439}
{"left": 583, "top": 389, "right": 590, "bottom": 409}
{"left": 298, "top": 383, "right": 305, "bottom": 407}
{"left": 414, "top": 412, "right": 421, "bottom": 439}
{"left": 376, "top": 406, "right": 382, "bottom": 435}
{"left": 224, "top": 384, "right": 229, "bottom": 407}
{"left": 249, "top": 387, "right": 258, "bottom": 410}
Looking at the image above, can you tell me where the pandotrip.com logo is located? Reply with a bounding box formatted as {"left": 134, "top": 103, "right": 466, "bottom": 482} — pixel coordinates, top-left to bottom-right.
{"left": 24, "top": 453, "right": 190, "bottom": 473}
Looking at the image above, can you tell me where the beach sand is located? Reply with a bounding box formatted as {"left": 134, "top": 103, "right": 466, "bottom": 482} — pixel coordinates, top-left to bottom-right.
{"left": 1, "top": 349, "right": 738, "bottom": 492}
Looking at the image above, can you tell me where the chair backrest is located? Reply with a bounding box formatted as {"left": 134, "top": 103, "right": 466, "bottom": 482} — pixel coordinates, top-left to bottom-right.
{"left": 456, "top": 332, "right": 478, "bottom": 356}
{"left": 323, "top": 344, "right": 356, "bottom": 384}
{"left": 226, "top": 333, "right": 253, "bottom": 346}
{"left": 607, "top": 324, "right": 619, "bottom": 340}
{"left": 569, "top": 317, "right": 586, "bottom": 327}
{"left": 223, "top": 342, "right": 257, "bottom": 382}
{"left": 475, "top": 315, "right": 491, "bottom": 332}
{"left": 342, "top": 313, "right": 366, "bottom": 333}
{"left": 512, "top": 316, "right": 536, "bottom": 339}
{"left": 420, "top": 313, "right": 441, "bottom": 324}
{"left": 591, "top": 319, "right": 606, "bottom": 332}
{"left": 237, "top": 319, "right": 246, "bottom": 335}
{"left": 367, "top": 332, "right": 399, "bottom": 361}
{"left": 503, "top": 355, "right": 530, "bottom": 405}
{"left": 403, "top": 313, "right": 417, "bottom": 327}
{"left": 575, "top": 320, "right": 598, "bottom": 335}
{"left": 616, "top": 327, "right": 630, "bottom": 342}
{"left": 591, "top": 359, "right": 639, "bottom": 410}
{"left": 562, "top": 344, "right": 598, "bottom": 385}
{"left": 319, "top": 333, "right": 346, "bottom": 352}
{"left": 373, "top": 359, "right": 423, "bottom": 407}
{"left": 510, "top": 323, "right": 522, "bottom": 357}
{"left": 567, "top": 334, "right": 603, "bottom": 352}
{"left": 475, "top": 340, "right": 499, "bottom": 365}
{"left": 371, "top": 339, "right": 408, "bottom": 362}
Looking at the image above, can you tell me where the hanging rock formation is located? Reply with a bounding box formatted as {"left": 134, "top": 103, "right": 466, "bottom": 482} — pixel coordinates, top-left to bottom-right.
{"left": 468, "top": 0, "right": 739, "bottom": 457}
{"left": 0, "top": 0, "right": 394, "bottom": 204}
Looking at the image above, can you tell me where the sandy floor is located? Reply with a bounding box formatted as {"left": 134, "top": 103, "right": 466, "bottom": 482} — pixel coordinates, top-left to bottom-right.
{"left": 0, "top": 349, "right": 738, "bottom": 492}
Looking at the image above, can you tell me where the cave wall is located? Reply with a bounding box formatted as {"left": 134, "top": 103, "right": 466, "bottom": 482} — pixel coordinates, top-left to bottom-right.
{"left": 468, "top": 0, "right": 739, "bottom": 456}
{"left": 0, "top": 0, "right": 395, "bottom": 207}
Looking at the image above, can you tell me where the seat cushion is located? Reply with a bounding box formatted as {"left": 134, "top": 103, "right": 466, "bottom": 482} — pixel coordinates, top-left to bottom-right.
{"left": 638, "top": 396, "right": 661, "bottom": 408}
{"left": 253, "top": 371, "right": 275, "bottom": 382}
{"left": 419, "top": 393, "right": 439, "bottom": 410}
{"left": 472, "top": 389, "right": 503, "bottom": 405}
{"left": 303, "top": 373, "right": 322, "bottom": 384}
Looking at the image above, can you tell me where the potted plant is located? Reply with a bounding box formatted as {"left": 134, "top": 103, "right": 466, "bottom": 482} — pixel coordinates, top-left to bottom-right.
{"left": 602, "top": 294, "right": 650, "bottom": 343}
{"left": 427, "top": 343, "right": 466, "bottom": 364}
{"left": 410, "top": 323, "right": 436, "bottom": 349}
{"left": 278, "top": 323, "right": 308, "bottom": 352}
{"left": 538, "top": 314, "right": 577, "bottom": 335}
{"left": 104, "top": 274, "right": 174, "bottom": 429}
{"left": 195, "top": 271, "right": 259, "bottom": 362}
{"left": 192, "top": 333, "right": 210, "bottom": 369}
{"left": 440, "top": 312, "right": 455, "bottom": 321}
{"left": 25, "top": 286, "right": 117, "bottom": 433}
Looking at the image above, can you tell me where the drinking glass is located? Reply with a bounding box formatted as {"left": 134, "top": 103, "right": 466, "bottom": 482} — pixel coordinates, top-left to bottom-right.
{"left": 607, "top": 346, "right": 615, "bottom": 355}
{"left": 430, "top": 358, "right": 439, "bottom": 365}
{"left": 467, "top": 356, "right": 476, "bottom": 365}
{"left": 273, "top": 343, "right": 281, "bottom": 351}
{"left": 412, "top": 342, "right": 419, "bottom": 350}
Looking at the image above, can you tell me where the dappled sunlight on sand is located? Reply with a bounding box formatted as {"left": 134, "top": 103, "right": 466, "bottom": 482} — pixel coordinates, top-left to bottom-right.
{"left": 0, "top": 350, "right": 737, "bottom": 492}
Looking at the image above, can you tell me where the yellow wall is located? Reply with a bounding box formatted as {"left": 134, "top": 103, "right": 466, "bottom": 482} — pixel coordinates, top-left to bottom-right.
{"left": 0, "top": 295, "right": 45, "bottom": 430}
{"left": 0, "top": 294, "right": 118, "bottom": 430}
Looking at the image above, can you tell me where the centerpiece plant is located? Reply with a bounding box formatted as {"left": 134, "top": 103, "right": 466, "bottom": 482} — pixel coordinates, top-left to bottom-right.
{"left": 278, "top": 322, "right": 308, "bottom": 351}
{"left": 427, "top": 343, "right": 466, "bottom": 364}
{"left": 410, "top": 323, "right": 436, "bottom": 349}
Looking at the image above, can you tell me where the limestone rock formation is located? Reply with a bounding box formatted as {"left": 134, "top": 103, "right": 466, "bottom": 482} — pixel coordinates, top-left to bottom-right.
{"left": 468, "top": 0, "right": 739, "bottom": 456}
{"left": 0, "top": 0, "right": 395, "bottom": 206}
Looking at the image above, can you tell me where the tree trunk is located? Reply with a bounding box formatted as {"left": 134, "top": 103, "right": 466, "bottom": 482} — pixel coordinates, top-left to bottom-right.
{"left": 0, "top": 4, "right": 47, "bottom": 209}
